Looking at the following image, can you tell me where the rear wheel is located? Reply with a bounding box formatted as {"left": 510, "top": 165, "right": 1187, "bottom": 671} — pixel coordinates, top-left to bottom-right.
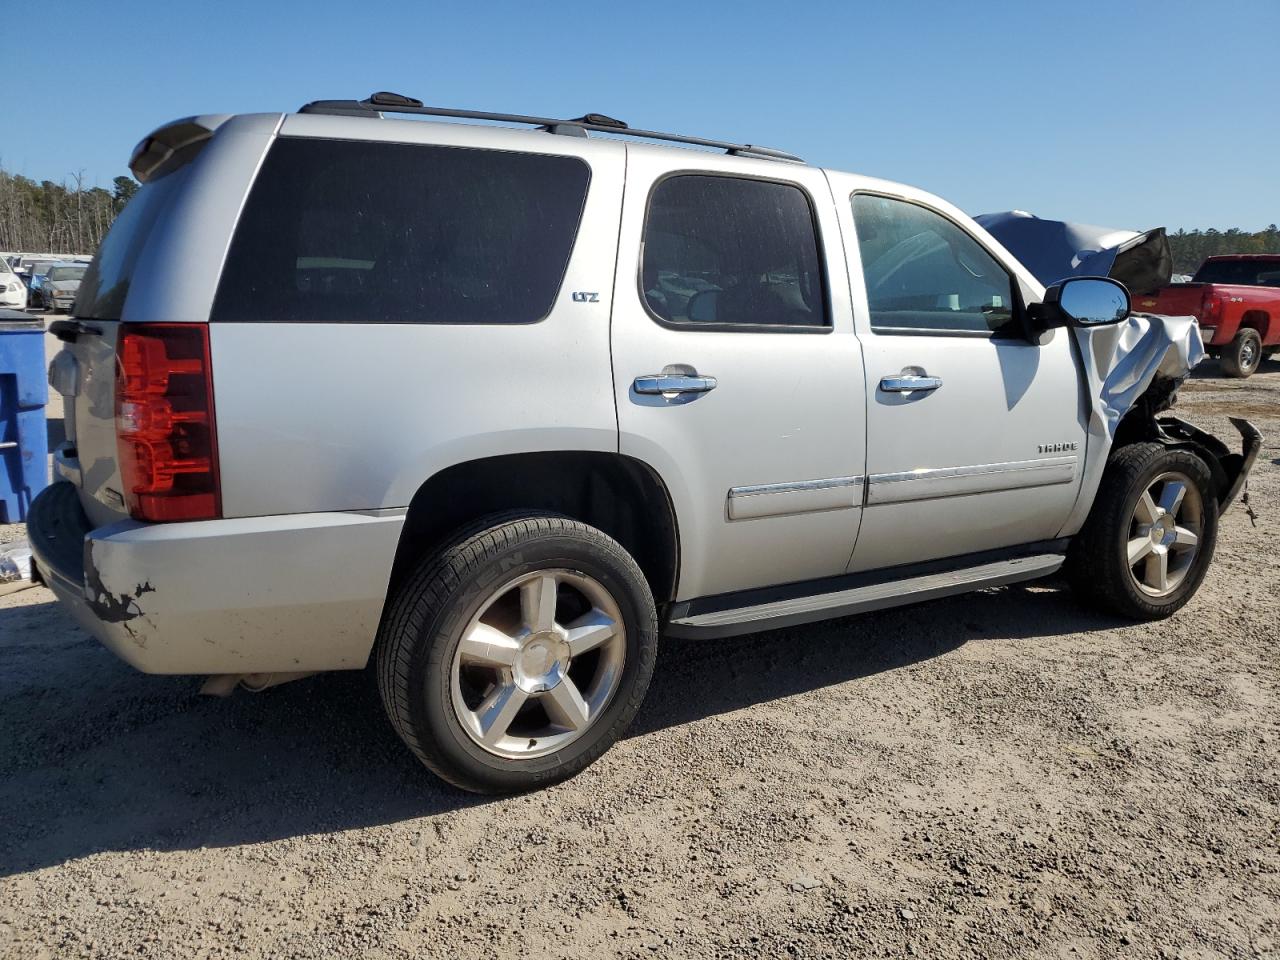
{"left": 1220, "top": 328, "right": 1262, "bottom": 378}
{"left": 1067, "top": 443, "right": 1218, "bottom": 620}
{"left": 375, "top": 513, "right": 658, "bottom": 793}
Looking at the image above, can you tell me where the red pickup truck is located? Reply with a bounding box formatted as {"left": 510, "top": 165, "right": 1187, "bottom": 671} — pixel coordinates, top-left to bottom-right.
{"left": 1135, "top": 254, "right": 1280, "bottom": 378}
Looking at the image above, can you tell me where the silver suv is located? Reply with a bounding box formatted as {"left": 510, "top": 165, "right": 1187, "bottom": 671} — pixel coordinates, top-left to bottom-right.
{"left": 28, "top": 92, "right": 1261, "bottom": 793}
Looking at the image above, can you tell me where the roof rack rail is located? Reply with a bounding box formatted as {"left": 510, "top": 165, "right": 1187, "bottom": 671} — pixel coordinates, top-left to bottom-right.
{"left": 297, "top": 91, "right": 804, "bottom": 163}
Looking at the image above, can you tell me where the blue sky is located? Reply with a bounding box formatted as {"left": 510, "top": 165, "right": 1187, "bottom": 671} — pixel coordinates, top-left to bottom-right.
{"left": 4, "top": 0, "right": 1277, "bottom": 231}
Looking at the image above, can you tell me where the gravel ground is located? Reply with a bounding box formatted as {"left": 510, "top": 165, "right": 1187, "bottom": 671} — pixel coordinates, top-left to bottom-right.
{"left": 1, "top": 350, "right": 1277, "bottom": 960}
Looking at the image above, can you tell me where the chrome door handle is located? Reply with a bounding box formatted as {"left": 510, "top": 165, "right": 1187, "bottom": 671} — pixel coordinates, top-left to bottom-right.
{"left": 634, "top": 374, "right": 718, "bottom": 396}
{"left": 879, "top": 374, "right": 942, "bottom": 393}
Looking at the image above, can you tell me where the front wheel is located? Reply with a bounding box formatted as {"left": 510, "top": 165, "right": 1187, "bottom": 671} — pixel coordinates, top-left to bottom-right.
{"left": 375, "top": 513, "right": 658, "bottom": 793}
{"left": 1067, "top": 443, "right": 1218, "bottom": 620}
{"left": 1220, "top": 328, "right": 1262, "bottom": 378}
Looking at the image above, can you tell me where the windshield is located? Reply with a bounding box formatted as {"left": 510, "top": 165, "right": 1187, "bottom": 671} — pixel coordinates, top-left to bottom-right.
{"left": 48, "top": 266, "right": 86, "bottom": 282}
{"left": 1193, "top": 259, "right": 1280, "bottom": 287}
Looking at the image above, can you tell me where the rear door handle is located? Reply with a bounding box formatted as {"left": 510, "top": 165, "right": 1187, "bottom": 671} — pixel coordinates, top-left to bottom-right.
{"left": 879, "top": 374, "right": 942, "bottom": 393}
{"left": 634, "top": 374, "right": 718, "bottom": 396}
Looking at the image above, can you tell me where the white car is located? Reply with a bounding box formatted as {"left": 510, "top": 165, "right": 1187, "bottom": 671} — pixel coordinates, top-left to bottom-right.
{"left": 0, "top": 256, "right": 28, "bottom": 309}
{"left": 27, "top": 93, "right": 1261, "bottom": 794}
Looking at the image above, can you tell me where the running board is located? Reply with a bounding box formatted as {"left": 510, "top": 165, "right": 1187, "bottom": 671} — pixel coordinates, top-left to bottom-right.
{"left": 665, "top": 552, "right": 1065, "bottom": 640}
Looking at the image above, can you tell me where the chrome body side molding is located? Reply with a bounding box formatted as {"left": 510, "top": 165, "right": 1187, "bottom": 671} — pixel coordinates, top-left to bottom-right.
{"left": 866, "top": 456, "right": 1077, "bottom": 506}
{"left": 726, "top": 476, "right": 864, "bottom": 520}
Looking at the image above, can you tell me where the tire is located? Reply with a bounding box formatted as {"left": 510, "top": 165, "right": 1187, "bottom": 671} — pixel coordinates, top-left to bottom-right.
{"left": 1067, "top": 442, "right": 1218, "bottom": 620}
{"left": 375, "top": 513, "right": 659, "bottom": 793}
{"left": 1219, "top": 328, "right": 1262, "bottom": 378}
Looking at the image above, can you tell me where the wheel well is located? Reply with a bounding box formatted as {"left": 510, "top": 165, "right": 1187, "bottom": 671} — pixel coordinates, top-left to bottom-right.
{"left": 385, "top": 452, "right": 680, "bottom": 609}
{"left": 1239, "top": 310, "right": 1272, "bottom": 341}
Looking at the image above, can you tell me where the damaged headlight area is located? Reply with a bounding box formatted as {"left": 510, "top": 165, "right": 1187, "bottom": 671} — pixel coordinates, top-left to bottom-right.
{"left": 1073, "top": 302, "right": 1261, "bottom": 522}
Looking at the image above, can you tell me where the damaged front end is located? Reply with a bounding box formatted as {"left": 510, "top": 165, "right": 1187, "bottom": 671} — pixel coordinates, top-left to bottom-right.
{"left": 1067, "top": 310, "right": 1262, "bottom": 532}
{"left": 1150, "top": 415, "right": 1262, "bottom": 517}
{"left": 976, "top": 210, "right": 1262, "bottom": 526}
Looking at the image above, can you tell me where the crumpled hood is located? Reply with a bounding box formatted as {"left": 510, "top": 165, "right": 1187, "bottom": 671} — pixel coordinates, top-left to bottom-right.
{"left": 975, "top": 210, "right": 1173, "bottom": 296}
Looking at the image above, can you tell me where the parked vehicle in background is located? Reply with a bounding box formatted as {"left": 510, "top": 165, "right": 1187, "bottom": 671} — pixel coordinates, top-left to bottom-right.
{"left": 0, "top": 257, "right": 28, "bottom": 309}
{"left": 39, "top": 262, "right": 88, "bottom": 313}
{"left": 11, "top": 258, "right": 32, "bottom": 288}
{"left": 26, "top": 94, "right": 1261, "bottom": 794}
{"left": 1135, "top": 255, "right": 1280, "bottom": 377}
{"left": 25, "top": 260, "right": 56, "bottom": 306}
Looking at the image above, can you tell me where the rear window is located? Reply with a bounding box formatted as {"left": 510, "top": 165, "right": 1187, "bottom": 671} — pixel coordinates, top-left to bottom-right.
{"left": 1192, "top": 259, "right": 1280, "bottom": 287}
{"left": 210, "top": 138, "right": 591, "bottom": 324}
{"left": 75, "top": 166, "right": 192, "bottom": 320}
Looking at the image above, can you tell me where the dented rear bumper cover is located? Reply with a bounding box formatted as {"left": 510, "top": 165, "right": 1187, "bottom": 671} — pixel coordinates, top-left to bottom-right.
{"left": 27, "top": 481, "right": 404, "bottom": 674}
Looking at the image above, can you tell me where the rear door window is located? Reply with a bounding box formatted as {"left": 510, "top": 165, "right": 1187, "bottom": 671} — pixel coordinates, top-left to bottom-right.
{"left": 211, "top": 138, "right": 591, "bottom": 324}
{"left": 641, "top": 175, "right": 829, "bottom": 329}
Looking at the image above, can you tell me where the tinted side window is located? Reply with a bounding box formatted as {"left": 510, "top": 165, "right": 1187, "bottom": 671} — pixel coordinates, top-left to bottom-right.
{"left": 852, "top": 194, "right": 1017, "bottom": 335}
{"left": 1193, "top": 259, "right": 1280, "bottom": 287}
{"left": 642, "top": 175, "right": 828, "bottom": 329}
{"left": 212, "top": 139, "right": 591, "bottom": 324}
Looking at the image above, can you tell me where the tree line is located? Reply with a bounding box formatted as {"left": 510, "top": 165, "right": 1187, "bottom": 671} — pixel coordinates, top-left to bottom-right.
{"left": 0, "top": 166, "right": 138, "bottom": 254}
{"left": 1168, "top": 226, "right": 1280, "bottom": 275}
{"left": 2, "top": 162, "right": 1277, "bottom": 276}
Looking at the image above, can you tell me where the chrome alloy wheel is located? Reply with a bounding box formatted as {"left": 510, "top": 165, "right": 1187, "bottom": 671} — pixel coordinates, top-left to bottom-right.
{"left": 1126, "top": 471, "right": 1203, "bottom": 597}
{"left": 1239, "top": 337, "right": 1259, "bottom": 369}
{"left": 450, "top": 569, "right": 627, "bottom": 760}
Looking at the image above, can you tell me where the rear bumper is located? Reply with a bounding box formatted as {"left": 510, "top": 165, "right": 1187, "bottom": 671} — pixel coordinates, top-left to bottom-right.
{"left": 28, "top": 482, "right": 404, "bottom": 674}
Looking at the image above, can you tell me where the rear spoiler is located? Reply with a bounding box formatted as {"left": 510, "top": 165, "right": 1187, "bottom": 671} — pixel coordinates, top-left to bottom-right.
{"left": 129, "top": 115, "right": 231, "bottom": 182}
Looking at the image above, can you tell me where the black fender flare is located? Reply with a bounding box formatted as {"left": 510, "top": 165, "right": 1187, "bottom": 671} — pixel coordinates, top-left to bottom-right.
{"left": 1151, "top": 416, "right": 1262, "bottom": 513}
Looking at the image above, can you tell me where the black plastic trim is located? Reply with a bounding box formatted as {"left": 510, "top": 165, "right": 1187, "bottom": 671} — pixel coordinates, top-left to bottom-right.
{"left": 25, "top": 482, "right": 90, "bottom": 591}
{"left": 668, "top": 538, "right": 1070, "bottom": 624}
{"left": 1154, "top": 415, "right": 1262, "bottom": 513}
{"left": 297, "top": 95, "right": 803, "bottom": 163}
{"left": 48, "top": 319, "right": 103, "bottom": 342}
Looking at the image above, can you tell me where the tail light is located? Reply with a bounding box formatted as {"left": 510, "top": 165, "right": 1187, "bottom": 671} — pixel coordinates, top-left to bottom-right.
{"left": 1200, "top": 290, "right": 1224, "bottom": 325}
{"left": 115, "top": 323, "right": 220, "bottom": 522}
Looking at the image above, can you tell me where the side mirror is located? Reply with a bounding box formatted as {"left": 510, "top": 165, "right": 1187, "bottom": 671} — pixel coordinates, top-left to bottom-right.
{"left": 1028, "top": 276, "right": 1130, "bottom": 332}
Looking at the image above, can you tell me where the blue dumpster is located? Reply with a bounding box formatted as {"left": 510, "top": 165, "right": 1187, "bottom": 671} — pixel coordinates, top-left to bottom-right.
{"left": 0, "top": 311, "right": 49, "bottom": 522}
